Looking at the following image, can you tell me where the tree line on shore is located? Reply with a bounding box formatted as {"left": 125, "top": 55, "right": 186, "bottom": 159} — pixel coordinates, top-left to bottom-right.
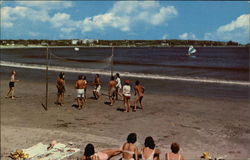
{"left": 0, "top": 39, "right": 247, "bottom": 47}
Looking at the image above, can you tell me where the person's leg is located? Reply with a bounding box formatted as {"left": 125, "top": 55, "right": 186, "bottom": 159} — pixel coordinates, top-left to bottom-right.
{"left": 6, "top": 87, "right": 12, "bottom": 98}
{"left": 93, "top": 90, "right": 97, "bottom": 99}
{"left": 139, "top": 96, "right": 144, "bottom": 110}
{"left": 61, "top": 93, "right": 64, "bottom": 105}
{"left": 77, "top": 97, "right": 81, "bottom": 109}
{"left": 134, "top": 96, "right": 139, "bottom": 111}
{"left": 123, "top": 96, "right": 127, "bottom": 112}
{"left": 11, "top": 87, "right": 15, "bottom": 99}
{"left": 127, "top": 97, "right": 130, "bottom": 112}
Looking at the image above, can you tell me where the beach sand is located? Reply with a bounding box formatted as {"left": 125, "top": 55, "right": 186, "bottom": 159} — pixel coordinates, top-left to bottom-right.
{"left": 1, "top": 67, "right": 250, "bottom": 160}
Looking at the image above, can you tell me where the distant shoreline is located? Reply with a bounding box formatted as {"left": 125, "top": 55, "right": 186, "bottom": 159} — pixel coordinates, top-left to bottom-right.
{"left": 0, "top": 45, "right": 248, "bottom": 49}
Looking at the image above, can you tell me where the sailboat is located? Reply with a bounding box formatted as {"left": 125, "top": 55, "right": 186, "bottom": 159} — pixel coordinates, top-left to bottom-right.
{"left": 187, "top": 45, "right": 197, "bottom": 57}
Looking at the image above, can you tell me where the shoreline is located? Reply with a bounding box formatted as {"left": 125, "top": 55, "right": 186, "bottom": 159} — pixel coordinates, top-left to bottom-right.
{"left": 1, "top": 45, "right": 248, "bottom": 49}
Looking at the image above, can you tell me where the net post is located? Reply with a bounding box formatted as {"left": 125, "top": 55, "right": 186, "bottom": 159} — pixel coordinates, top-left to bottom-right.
{"left": 45, "top": 44, "right": 49, "bottom": 111}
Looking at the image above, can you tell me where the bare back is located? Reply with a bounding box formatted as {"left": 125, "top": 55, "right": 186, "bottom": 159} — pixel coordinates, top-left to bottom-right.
{"left": 122, "top": 143, "right": 137, "bottom": 159}
{"left": 135, "top": 85, "right": 144, "bottom": 97}
{"left": 109, "top": 80, "right": 117, "bottom": 89}
{"left": 76, "top": 79, "right": 85, "bottom": 89}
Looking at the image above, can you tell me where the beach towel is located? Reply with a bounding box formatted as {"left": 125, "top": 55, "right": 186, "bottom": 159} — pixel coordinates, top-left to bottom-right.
{"left": 22, "top": 142, "right": 80, "bottom": 160}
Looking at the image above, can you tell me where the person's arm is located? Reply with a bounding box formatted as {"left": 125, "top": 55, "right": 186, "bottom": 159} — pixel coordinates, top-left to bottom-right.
{"left": 134, "top": 147, "right": 139, "bottom": 160}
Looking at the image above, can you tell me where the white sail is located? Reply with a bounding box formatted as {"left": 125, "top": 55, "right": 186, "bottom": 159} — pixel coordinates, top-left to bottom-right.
{"left": 188, "top": 45, "right": 196, "bottom": 55}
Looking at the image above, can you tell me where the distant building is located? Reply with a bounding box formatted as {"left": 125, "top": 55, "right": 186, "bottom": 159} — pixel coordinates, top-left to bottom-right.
{"left": 72, "top": 39, "right": 79, "bottom": 45}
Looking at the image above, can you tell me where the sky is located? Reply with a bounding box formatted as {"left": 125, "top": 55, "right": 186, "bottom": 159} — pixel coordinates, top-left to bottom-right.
{"left": 1, "top": 1, "right": 249, "bottom": 44}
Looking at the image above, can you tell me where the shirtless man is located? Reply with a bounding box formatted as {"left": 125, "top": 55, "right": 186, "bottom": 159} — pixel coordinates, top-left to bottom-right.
{"left": 75, "top": 75, "right": 86, "bottom": 109}
{"left": 92, "top": 74, "right": 101, "bottom": 100}
{"left": 6, "top": 70, "right": 19, "bottom": 99}
{"left": 108, "top": 76, "right": 117, "bottom": 106}
{"left": 55, "top": 72, "right": 65, "bottom": 106}
{"left": 134, "top": 80, "right": 144, "bottom": 111}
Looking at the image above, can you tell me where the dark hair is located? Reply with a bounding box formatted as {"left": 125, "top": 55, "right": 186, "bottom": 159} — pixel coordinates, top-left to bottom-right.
{"left": 83, "top": 75, "right": 86, "bottom": 80}
{"left": 96, "top": 74, "right": 99, "bottom": 77}
{"left": 78, "top": 75, "right": 83, "bottom": 80}
{"left": 116, "top": 73, "right": 120, "bottom": 78}
{"left": 144, "top": 136, "right": 155, "bottom": 149}
{"left": 59, "top": 72, "right": 64, "bottom": 79}
{"left": 135, "top": 80, "right": 140, "bottom": 85}
{"left": 171, "top": 142, "right": 180, "bottom": 154}
{"left": 127, "top": 133, "right": 137, "bottom": 144}
{"left": 111, "top": 76, "right": 114, "bottom": 80}
{"left": 84, "top": 143, "right": 95, "bottom": 158}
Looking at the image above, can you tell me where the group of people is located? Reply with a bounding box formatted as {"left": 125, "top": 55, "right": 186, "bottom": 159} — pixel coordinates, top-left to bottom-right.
{"left": 81, "top": 133, "right": 184, "bottom": 160}
{"left": 55, "top": 72, "right": 145, "bottom": 112}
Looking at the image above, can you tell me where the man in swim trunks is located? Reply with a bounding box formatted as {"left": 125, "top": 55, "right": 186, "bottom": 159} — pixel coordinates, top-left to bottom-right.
{"left": 76, "top": 75, "right": 86, "bottom": 109}
{"left": 6, "top": 70, "right": 19, "bottom": 99}
{"left": 92, "top": 74, "right": 101, "bottom": 100}
{"left": 108, "top": 76, "right": 117, "bottom": 106}
{"left": 55, "top": 72, "right": 65, "bottom": 106}
{"left": 134, "top": 80, "right": 144, "bottom": 111}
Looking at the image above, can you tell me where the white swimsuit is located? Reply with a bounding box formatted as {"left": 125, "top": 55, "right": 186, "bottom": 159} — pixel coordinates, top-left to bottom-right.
{"left": 142, "top": 149, "right": 155, "bottom": 160}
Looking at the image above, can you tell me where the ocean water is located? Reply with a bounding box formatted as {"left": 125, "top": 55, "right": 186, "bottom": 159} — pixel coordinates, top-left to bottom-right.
{"left": 1, "top": 46, "right": 249, "bottom": 83}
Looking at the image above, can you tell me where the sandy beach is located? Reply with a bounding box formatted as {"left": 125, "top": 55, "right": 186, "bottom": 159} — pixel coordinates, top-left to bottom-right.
{"left": 1, "top": 66, "right": 250, "bottom": 160}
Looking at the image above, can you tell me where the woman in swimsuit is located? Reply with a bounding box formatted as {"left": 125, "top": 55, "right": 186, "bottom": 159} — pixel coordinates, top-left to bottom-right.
{"left": 134, "top": 80, "right": 145, "bottom": 111}
{"left": 115, "top": 73, "right": 122, "bottom": 100}
{"left": 141, "top": 137, "right": 161, "bottom": 160}
{"left": 122, "top": 80, "right": 131, "bottom": 112}
{"left": 6, "top": 70, "right": 19, "bottom": 99}
{"left": 121, "top": 133, "right": 139, "bottom": 160}
{"left": 81, "top": 143, "right": 121, "bottom": 160}
{"left": 165, "top": 143, "right": 184, "bottom": 160}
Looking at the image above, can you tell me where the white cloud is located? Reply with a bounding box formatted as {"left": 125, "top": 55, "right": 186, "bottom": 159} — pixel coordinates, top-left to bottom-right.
{"left": 204, "top": 14, "right": 250, "bottom": 44}
{"left": 217, "top": 14, "right": 249, "bottom": 33}
{"left": 28, "top": 31, "right": 40, "bottom": 37}
{"left": 179, "top": 33, "right": 197, "bottom": 40}
{"left": 16, "top": 1, "right": 73, "bottom": 10}
{"left": 162, "top": 34, "right": 168, "bottom": 39}
{"left": 81, "top": 1, "right": 177, "bottom": 32}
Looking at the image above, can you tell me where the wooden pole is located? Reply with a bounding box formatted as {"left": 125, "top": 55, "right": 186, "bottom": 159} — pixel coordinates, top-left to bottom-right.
{"left": 111, "top": 46, "right": 114, "bottom": 77}
{"left": 45, "top": 45, "right": 49, "bottom": 110}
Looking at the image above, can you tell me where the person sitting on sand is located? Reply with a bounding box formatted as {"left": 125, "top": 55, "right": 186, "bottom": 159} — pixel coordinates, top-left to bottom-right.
{"left": 55, "top": 72, "right": 65, "bottom": 106}
{"left": 108, "top": 76, "right": 117, "bottom": 106}
{"left": 165, "top": 143, "right": 184, "bottom": 160}
{"left": 75, "top": 75, "right": 86, "bottom": 110}
{"left": 122, "top": 80, "right": 131, "bottom": 112}
{"left": 6, "top": 70, "right": 19, "bottom": 99}
{"left": 115, "top": 73, "right": 122, "bottom": 100}
{"left": 134, "top": 80, "right": 145, "bottom": 111}
{"left": 141, "top": 136, "right": 161, "bottom": 160}
{"left": 92, "top": 74, "right": 101, "bottom": 100}
{"left": 81, "top": 143, "right": 122, "bottom": 160}
{"left": 121, "top": 133, "right": 139, "bottom": 160}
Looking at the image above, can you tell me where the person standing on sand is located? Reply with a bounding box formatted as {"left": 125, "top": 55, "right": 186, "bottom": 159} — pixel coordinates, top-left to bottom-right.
{"left": 115, "top": 73, "right": 122, "bottom": 100}
{"left": 121, "top": 133, "right": 139, "bottom": 160}
{"left": 134, "top": 80, "right": 145, "bottom": 111}
{"left": 5, "top": 70, "right": 19, "bottom": 99}
{"left": 122, "top": 80, "right": 131, "bottom": 112}
{"left": 108, "top": 76, "right": 117, "bottom": 106}
{"left": 165, "top": 143, "right": 184, "bottom": 160}
{"left": 55, "top": 72, "right": 65, "bottom": 106}
{"left": 81, "top": 143, "right": 122, "bottom": 160}
{"left": 75, "top": 75, "right": 86, "bottom": 110}
{"left": 141, "top": 136, "right": 161, "bottom": 160}
{"left": 83, "top": 75, "right": 88, "bottom": 102}
{"left": 92, "top": 74, "right": 101, "bottom": 100}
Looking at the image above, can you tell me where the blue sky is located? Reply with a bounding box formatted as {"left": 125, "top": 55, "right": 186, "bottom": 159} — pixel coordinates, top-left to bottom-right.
{"left": 1, "top": 1, "right": 249, "bottom": 44}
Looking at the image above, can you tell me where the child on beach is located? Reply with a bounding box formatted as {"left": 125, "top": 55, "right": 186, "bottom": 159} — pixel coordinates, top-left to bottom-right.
{"left": 122, "top": 80, "right": 131, "bottom": 112}
{"left": 115, "top": 73, "right": 122, "bottom": 100}
{"left": 108, "top": 76, "right": 117, "bottom": 106}
{"left": 5, "top": 70, "right": 19, "bottom": 99}
{"left": 55, "top": 72, "right": 65, "bottom": 106}
{"left": 75, "top": 75, "right": 86, "bottom": 110}
{"left": 134, "top": 80, "right": 144, "bottom": 111}
{"left": 92, "top": 74, "right": 102, "bottom": 100}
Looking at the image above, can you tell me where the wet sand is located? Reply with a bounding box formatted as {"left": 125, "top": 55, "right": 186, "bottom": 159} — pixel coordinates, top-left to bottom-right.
{"left": 1, "top": 67, "right": 250, "bottom": 160}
